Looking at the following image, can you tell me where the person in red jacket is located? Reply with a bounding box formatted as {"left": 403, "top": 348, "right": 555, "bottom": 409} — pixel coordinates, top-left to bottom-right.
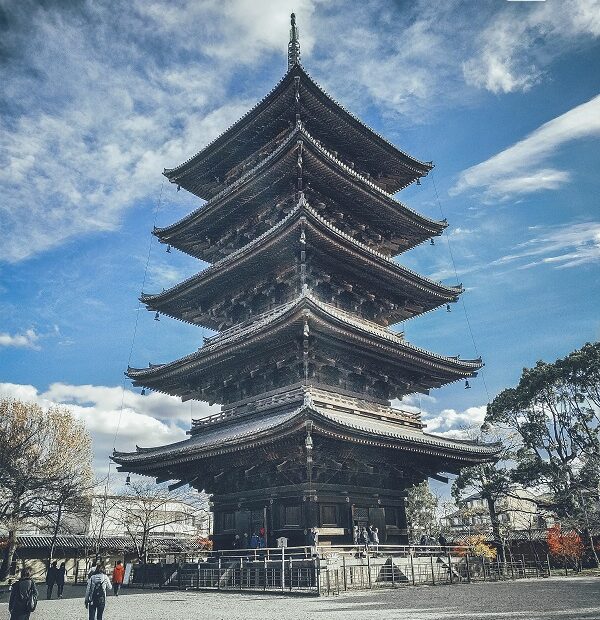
{"left": 111, "top": 561, "right": 125, "bottom": 596}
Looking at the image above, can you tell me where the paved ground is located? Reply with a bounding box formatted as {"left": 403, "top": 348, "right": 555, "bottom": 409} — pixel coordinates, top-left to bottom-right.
{"left": 1, "top": 577, "right": 599, "bottom": 619}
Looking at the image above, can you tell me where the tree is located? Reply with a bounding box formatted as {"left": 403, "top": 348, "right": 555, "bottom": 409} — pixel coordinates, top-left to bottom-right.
{"left": 547, "top": 524, "right": 585, "bottom": 572}
{"left": 406, "top": 481, "right": 438, "bottom": 543}
{"left": 451, "top": 452, "right": 512, "bottom": 562}
{"left": 0, "top": 398, "right": 93, "bottom": 579}
{"left": 117, "top": 481, "right": 208, "bottom": 563}
{"left": 456, "top": 535, "right": 497, "bottom": 560}
{"left": 486, "top": 342, "right": 600, "bottom": 567}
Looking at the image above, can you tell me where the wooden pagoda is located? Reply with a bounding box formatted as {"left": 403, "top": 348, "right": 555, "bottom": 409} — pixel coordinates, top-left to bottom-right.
{"left": 113, "top": 15, "right": 499, "bottom": 548}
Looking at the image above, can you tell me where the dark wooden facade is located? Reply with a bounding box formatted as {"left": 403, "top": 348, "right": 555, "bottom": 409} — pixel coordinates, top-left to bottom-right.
{"left": 113, "top": 15, "right": 499, "bottom": 549}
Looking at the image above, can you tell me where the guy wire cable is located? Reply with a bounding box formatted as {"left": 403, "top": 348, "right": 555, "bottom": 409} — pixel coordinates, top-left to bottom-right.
{"left": 430, "top": 171, "right": 491, "bottom": 403}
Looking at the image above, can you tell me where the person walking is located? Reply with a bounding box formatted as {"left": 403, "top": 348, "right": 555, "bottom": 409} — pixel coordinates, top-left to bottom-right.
{"left": 111, "top": 560, "right": 125, "bottom": 596}
{"left": 85, "top": 565, "right": 111, "bottom": 620}
{"left": 45, "top": 560, "right": 58, "bottom": 599}
{"left": 56, "top": 562, "right": 66, "bottom": 599}
{"left": 9, "top": 568, "right": 38, "bottom": 620}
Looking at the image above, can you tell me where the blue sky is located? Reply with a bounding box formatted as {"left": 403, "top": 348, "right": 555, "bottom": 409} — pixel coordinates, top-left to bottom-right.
{"left": 1, "top": 0, "right": 599, "bottom": 479}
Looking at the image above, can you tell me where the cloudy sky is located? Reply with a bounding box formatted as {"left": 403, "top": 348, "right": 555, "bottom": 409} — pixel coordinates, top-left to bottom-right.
{"left": 1, "top": 0, "right": 599, "bottom": 484}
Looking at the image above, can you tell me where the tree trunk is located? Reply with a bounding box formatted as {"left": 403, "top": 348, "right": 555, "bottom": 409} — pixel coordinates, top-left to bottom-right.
{"left": 486, "top": 497, "right": 506, "bottom": 563}
{"left": 49, "top": 502, "right": 64, "bottom": 564}
{"left": 0, "top": 528, "right": 18, "bottom": 581}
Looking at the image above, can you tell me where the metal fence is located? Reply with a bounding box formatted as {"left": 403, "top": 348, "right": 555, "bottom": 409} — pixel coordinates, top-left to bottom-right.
{"left": 130, "top": 544, "right": 550, "bottom": 596}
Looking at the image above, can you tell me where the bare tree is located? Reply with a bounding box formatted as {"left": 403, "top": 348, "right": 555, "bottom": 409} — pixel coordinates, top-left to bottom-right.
{"left": 117, "top": 481, "right": 208, "bottom": 563}
{"left": 0, "top": 398, "right": 93, "bottom": 579}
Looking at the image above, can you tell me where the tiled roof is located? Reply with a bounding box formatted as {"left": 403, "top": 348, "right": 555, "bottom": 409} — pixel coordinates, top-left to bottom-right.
{"left": 128, "top": 293, "right": 481, "bottom": 382}
{"left": 143, "top": 205, "right": 459, "bottom": 323}
{"left": 112, "top": 401, "right": 500, "bottom": 467}
{"left": 12, "top": 535, "right": 206, "bottom": 552}
{"left": 156, "top": 124, "right": 444, "bottom": 242}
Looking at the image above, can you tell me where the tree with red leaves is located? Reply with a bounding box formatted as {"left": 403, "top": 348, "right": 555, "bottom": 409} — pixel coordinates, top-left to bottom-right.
{"left": 547, "top": 524, "right": 585, "bottom": 572}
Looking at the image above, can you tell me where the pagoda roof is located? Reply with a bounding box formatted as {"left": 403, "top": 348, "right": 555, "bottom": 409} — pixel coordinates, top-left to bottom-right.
{"left": 111, "top": 399, "right": 500, "bottom": 473}
{"left": 127, "top": 293, "right": 481, "bottom": 401}
{"left": 156, "top": 125, "right": 445, "bottom": 261}
{"left": 163, "top": 64, "right": 433, "bottom": 200}
{"left": 143, "top": 204, "right": 461, "bottom": 329}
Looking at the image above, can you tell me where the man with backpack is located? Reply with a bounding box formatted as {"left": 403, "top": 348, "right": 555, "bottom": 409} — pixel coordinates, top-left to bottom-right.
{"left": 9, "top": 567, "right": 38, "bottom": 620}
{"left": 84, "top": 564, "right": 111, "bottom": 620}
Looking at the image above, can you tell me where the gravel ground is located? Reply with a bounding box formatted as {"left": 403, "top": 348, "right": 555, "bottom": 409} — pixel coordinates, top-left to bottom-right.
{"left": 1, "top": 577, "right": 599, "bottom": 620}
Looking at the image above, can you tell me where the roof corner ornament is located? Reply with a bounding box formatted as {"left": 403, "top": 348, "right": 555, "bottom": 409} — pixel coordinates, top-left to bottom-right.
{"left": 288, "top": 13, "right": 301, "bottom": 69}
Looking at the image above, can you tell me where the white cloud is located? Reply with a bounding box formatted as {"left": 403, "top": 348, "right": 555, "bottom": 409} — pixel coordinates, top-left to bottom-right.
{"left": 463, "top": 0, "right": 600, "bottom": 94}
{"left": 0, "top": 0, "right": 315, "bottom": 263}
{"left": 494, "top": 221, "right": 600, "bottom": 269}
{"left": 451, "top": 94, "right": 600, "bottom": 200}
{"left": 0, "top": 328, "right": 40, "bottom": 349}
{"left": 396, "top": 395, "right": 486, "bottom": 439}
{"left": 423, "top": 405, "right": 487, "bottom": 438}
{"left": 0, "top": 382, "right": 219, "bottom": 475}
{"left": 1, "top": 0, "right": 599, "bottom": 264}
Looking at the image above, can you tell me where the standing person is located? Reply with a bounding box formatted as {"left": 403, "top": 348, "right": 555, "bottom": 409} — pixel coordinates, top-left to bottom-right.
{"left": 45, "top": 560, "right": 58, "bottom": 599}
{"left": 371, "top": 527, "right": 380, "bottom": 555}
{"left": 438, "top": 532, "right": 448, "bottom": 554}
{"left": 111, "top": 560, "right": 125, "bottom": 596}
{"left": 9, "top": 568, "right": 38, "bottom": 620}
{"left": 85, "top": 565, "right": 111, "bottom": 620}
{"left": 56, "top": 562, "right": 66, "bottom": 599}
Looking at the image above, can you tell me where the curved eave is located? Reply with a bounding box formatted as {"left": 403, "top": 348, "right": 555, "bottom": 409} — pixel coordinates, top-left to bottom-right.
{"left": 295, "top": 64, "right": 433, "bottom": 185}
{"left": 155, "top": 125, "right": 445, "bottom": 256}
{"left": 162, "top": 64, "right": 432, "bottom": 197}
{"left": 163, "top": 68, "right": 297, "bottom": 184}
{"left": 143, "top": 206, "right": 460, "bottom": 327}
{"left": 111, "top": 403, "right": 499, "bottom": 471}
{"left": 127, "top": 294, "right": 482, "bottom": 387}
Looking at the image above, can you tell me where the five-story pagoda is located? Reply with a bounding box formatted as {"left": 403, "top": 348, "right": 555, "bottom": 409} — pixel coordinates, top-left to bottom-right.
{"left": 113, "top": 15, "right": 499, "bottom": 548}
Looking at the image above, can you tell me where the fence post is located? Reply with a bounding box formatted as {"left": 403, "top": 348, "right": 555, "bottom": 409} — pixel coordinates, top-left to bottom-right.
{"left": 546, "top": 555, "right": 551, "bottom": 578}
{"left": 217, "top": 557, "right": 221, "bottom": 591}
{"left": 316, "top": 557, "right": 321, "bottom": 596}
{"left": 448, "top": 553, "right": 453, "bottom": 584}
{"left": 465, "top": 554, "right": 471, "bottom": 583}
{"left": 342, "top": 555, "right": 347, "bottom": 591}
{"left": 281, "top": 547, "right": 285, "bottom": 591}
{"left": 409, "top": 552, "right": 415, "bottom": 586}
{"left": 430, "top": 554, "right": 436, "bottom": 585}
{"left": 482, "top": 556, "right": 487, "bottom": 581}
{"left": 367, "top": 549, "right": 372, "bottom": 589}
{"left": 263, "top": 557, "right": 267, "bottom": 591}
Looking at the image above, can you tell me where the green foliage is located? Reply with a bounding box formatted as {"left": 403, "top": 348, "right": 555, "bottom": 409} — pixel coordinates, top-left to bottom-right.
{"left": 406, "top": 481, "right": 438, "bottom": 542}
{"left": 485, "top": 342, "right": 600, "bottom": 521}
